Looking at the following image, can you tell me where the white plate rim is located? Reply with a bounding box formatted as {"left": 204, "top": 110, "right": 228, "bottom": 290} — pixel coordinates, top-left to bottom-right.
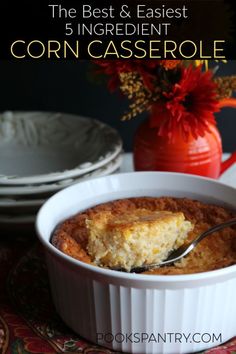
{"left": 0, "top": 111, "right": 122, "bottom": 185}
{"left": 0, "top": 154, "right": 123, "bottom": 197}
{"left": 0, "top": 214, "right": 36, "bottom": 223}
{"left": 0, "top": 199, "right": 45, "bottom": 208}
{"left": 0, "top": 158, "right": 122, "bottom": 223}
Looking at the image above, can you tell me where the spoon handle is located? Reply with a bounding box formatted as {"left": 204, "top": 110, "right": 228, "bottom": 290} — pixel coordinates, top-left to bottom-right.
{"left": 160, "top": 217, "right": 236, "bottom": 266}
{"left": 123, "top": 217, "right": 236, "bottom": 273}
{"left": 194, "top": 217, "right": 236, "bottom": 246}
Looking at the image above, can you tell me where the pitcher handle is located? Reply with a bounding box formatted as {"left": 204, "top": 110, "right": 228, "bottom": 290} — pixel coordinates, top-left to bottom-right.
{"left": 219, "top": 98, "right": 236, "bottom": 109}
{"left": 221, "top": 151, "right": 236, "bottom": 175}
{"left": 218, "top": 98, "right": 236, "bottom": 176}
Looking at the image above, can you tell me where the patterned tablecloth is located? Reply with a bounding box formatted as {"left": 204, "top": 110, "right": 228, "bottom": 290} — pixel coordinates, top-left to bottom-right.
{"left": 0, "top": 153, "right": 236, "bottom": 354}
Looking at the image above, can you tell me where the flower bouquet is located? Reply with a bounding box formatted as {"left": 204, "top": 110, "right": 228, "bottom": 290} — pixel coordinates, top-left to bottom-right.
{"left": 95, "top": 60, "right": 236, "bottom": 178}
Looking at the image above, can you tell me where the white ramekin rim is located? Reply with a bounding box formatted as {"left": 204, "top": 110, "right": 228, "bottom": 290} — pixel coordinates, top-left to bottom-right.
{"left": 36, "top": 171, "right": 236, "bottom": 284}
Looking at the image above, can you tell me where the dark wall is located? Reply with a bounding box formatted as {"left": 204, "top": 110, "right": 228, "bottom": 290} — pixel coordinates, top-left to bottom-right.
{"left": 0, "top": 60, "right": 235, "bottom": 152}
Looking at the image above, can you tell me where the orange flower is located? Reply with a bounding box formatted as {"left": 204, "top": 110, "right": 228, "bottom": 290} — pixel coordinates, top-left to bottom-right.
{"left": 160, "top": 60, "right": 181, "bottom": 70}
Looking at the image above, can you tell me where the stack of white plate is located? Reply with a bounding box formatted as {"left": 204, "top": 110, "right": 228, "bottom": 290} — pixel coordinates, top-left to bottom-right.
{"left": 0, "top": 111, "right": 123, "bottom": 227}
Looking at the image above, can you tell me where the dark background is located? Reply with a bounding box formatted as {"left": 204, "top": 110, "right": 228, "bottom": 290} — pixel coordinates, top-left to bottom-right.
{"left": 0, "top": 60, "right": 235, "bottom": 152}
{"left": 1, "top": 0, "right": 236, "bottom": 60}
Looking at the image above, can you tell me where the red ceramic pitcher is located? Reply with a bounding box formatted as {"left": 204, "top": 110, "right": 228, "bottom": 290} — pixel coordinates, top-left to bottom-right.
{"left": 133, "top": 99, "right": 236, "bottom": 178}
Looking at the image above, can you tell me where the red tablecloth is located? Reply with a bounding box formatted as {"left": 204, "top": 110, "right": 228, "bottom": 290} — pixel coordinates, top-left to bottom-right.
{"left": 0, "top": 234, "right": 236, "bottom": 354}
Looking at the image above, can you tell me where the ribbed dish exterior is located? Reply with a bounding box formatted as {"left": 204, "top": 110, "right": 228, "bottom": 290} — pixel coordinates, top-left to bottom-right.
{"left": 36, "top": 172, "right": 236, "bottom": 354}
{"left": 46, "top": 252, "right": 236, "bottom": 354}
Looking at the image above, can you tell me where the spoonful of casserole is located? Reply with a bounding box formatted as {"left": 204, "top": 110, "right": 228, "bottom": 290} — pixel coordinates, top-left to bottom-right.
{"left": 86, "top": 209, "right": 193, "bottom": 272}
{"left": 86, "top": 209, "right": 236, "bottom": 273}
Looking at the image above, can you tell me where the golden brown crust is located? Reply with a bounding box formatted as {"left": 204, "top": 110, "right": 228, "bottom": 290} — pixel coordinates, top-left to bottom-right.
{"left": 89, "top": 209, "right": 185, "bottom": 231}
{"left": 52, "top": 197, "right": 236, "bottom": 275}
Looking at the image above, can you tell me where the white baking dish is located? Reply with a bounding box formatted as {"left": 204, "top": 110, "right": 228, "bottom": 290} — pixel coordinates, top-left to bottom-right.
{"left": 36, "top": 172, "right": 236, "bottom": 354}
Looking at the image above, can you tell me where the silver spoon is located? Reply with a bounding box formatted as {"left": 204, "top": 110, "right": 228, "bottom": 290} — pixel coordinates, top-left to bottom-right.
{"left": 129, "top": 217, "right": 236, "bottom": 273}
